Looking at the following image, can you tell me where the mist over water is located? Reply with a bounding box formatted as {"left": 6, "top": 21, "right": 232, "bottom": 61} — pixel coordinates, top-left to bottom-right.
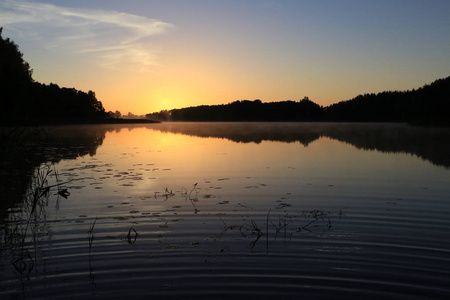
{"left": 1, "top": 123, "right": 449, "bottom": 299}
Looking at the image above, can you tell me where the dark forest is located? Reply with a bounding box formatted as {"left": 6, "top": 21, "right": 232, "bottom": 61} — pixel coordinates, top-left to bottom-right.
{"left": 0, "top": 28, "right": 114, "bottom": 125}
{"left": 147, "top": 78, "right": 450, "bottom": 125}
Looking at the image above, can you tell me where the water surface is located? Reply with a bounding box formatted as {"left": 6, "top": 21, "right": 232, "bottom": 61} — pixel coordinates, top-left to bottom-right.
{"left": 1, "top": 122, "right": 449, "bottom": 299}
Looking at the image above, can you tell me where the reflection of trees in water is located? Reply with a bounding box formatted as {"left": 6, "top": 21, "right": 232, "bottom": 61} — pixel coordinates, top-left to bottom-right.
{"left": 322, "top": 123, "right": 450, "bottom": 169}
{"left": 151, "top": 122, "right": 450, "bottom": 168}
{"left": 0, "top": 124, "right": 154, "bottom": 219}
{"left": 0, "top": 126, "right": 108, "bottom": 220}
{"left": 44, "top": 125, "right": 107, "bottom": 160}
{"left": 0, "top": 123, "right": 447, "bottom": 297}
{"left": 1, "top": 122, "right": 448, "bottom": 220}
{"left": 1, "top": 164, "right": 55, "bottom": 296}
{"left": 154, "top": 122, "right": 323, "bottom": 146}
{"left": 0, "top": 125, "right": 111, "bottom": 295}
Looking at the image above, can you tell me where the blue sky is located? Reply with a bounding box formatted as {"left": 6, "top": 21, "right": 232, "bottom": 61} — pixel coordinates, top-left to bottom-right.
{"left": 1, "top": 0, "right": 449, "bottom": 114}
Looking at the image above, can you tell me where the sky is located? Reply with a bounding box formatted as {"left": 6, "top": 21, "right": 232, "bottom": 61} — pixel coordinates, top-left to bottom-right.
{"left": 1, "top": 0, "right": 450, "bottom": 115}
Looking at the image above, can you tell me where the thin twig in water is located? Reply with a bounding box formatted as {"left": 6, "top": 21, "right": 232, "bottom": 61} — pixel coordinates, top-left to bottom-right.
{"left": 219, "top": 216, "right": 242, "bottom": 236}
{"left": 248, "top": 220, "right": 264, "bottom": 250}
{"left": 88, "top": 217, "right": 97, "bottom": 251}
{"left": 266, "top": 209, "right": 270, "bottom": 253}
{"left": 184, "top": 183, "right": 199, "bottom": 213}
{"left": 189, "top": 183, "right": 198, "bottom": 200}
{"left": 271, "top": 213, "right": 292, "bottom": 241}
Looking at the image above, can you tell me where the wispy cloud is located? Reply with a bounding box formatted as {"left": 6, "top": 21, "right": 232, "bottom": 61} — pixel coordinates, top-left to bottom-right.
{"left": 0, "top": 0, "right": 174, "bottom": 71}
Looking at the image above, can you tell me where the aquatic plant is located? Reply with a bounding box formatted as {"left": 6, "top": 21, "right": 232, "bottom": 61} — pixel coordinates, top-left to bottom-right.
{"left": 219, "top": 216, "right": 242, "bottom": 233}
{"left": 189, "top": 183, "right": 198, "bottom": 200}
{"left": 216, "top": 208, "right": 342, "bottom": 253}
{"left": 219, "top": 216, "right": 265, "bottom": 251}
{"left": 266, "top": 210, "right": 270, "bottom": 252}
{"left": 2, "top": 163, "right": 65, "bottom": 281}
{"left": 248, "top": 220, "right": 263, "bottom": 250}
{"left": 87, "top": 217, "right": 97, "bottom": 291}
{"left": 181, "top": 183, "right": 200, "bottom": 213}
{"left": 163, "top": 187, "right": 174, "bottom": 198}
{"left": 87, "top": 217, "right": 97, "bottom": 251}
{"left": 271, "top": 213, "right": 292, "bottom": 241}
{"left": 127, "top": 226, "right": 138, "bottom": 244}
{"left": 57, "top": 188, "right": 70, "bottom": 199}
{"left": 298, "top": 210, "right": 332, "bottom": 233}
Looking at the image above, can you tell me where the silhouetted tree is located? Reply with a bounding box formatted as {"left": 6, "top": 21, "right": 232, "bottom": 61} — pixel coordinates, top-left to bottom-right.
{"left": 323, "top": 77, "right": 450, "bottom": 125}
{"left": 145, "top": 78, "right": 449, "bottom": 124}
{"left": 146, "top": 98, "right": 324, "bottom": 122}
{"left": 1, "top": 29, "right": 109, "bottom": 125}
{"left": 0, "top": 27, "right": 34, "bottom": 123}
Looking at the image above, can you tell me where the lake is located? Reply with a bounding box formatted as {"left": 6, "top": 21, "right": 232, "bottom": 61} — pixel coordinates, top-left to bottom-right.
{"left": 1, "top": 122, "right": 449, "bottom": 299}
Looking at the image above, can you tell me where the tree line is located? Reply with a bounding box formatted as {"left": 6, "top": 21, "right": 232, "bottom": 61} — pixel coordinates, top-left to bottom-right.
{"left": 1, "top": 28, "right": 110, "bottom": 125}
{"left": 147, "top": 78, "right": 449, "bottom": 125}
{"left": 146, "top": 98, "right": 323, "bottom": 122}
{"left": 324, "top": 77, "right": 450, "bottom": 125}
{"left": 1, "top": 27, "right": 448, "bottom": 125}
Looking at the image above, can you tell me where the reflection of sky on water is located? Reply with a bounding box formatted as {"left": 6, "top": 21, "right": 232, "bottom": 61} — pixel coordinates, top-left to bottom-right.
{"left": 53, "top": 124, "right": 448, "bottom": 215}
{"left": 2, "top": 123, "right": 450, "bottom": 299}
